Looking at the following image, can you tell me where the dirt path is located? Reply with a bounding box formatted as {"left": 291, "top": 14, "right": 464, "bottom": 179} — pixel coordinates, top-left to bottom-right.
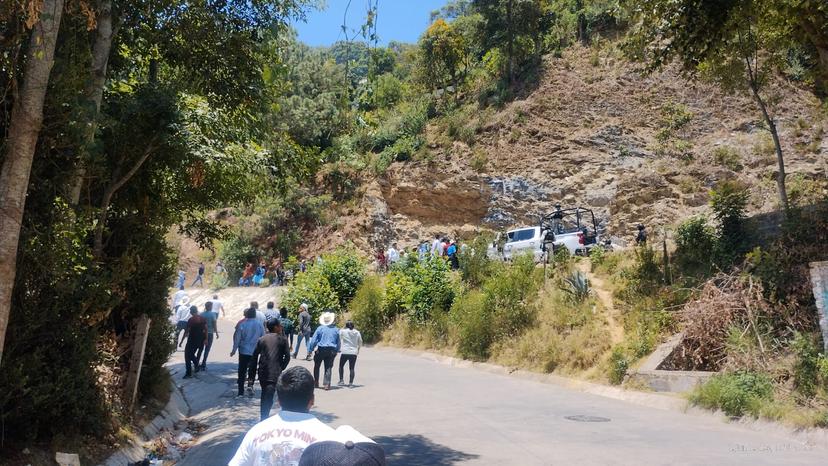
{"left": 577, "top": 261, "right": 624, "bottom": 346}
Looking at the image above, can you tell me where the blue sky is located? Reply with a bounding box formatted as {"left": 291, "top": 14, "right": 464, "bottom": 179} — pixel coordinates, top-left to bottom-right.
{"left": 294, "top": 0, "right": 448, "bottom": 46}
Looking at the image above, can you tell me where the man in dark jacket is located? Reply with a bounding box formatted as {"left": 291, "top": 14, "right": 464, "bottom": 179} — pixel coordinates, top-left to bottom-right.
{"left": 293, "top": 303, "right": 312, "bottom": 360}
{"left": 253, "top": 319, "right": 291, "bottom": 420}
{"left": 183, "top": 306, "right": 208, "bottom": 379}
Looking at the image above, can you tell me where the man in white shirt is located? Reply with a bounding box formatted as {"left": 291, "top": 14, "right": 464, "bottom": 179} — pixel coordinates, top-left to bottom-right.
{"left": 229, "top": 367, "right": 371, "bottom": 466}
{"left": 209, "top": 294, "right": 225, "bottom": 317}
{"left": 173, "top": 297, "right": 192, "bottom": 347}
{"left": 251, "top": 301, "right": 266, "bottom": 329}
{"left": 386, "top": 243, "right": 400, "bottom": 264}
{"left": 430, "top": 234, "right": 442, "bottom": 256}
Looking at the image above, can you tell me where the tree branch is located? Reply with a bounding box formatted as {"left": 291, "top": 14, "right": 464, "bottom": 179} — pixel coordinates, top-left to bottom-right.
{"left": 92, "top": 137, "right": 160, "bottom": 258}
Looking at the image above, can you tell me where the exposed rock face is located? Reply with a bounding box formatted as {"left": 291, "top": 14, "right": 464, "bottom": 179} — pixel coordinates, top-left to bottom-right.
{"left": 302, "top": 46, "right": 827, "bottom": 254}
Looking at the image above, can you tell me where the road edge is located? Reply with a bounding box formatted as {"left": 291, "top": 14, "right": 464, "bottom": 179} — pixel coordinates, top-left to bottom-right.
{"left": 99, "top": 371, "right": 191, "bottom": 466}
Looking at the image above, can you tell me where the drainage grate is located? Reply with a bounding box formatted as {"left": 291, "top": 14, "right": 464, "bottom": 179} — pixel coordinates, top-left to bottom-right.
{"left": 564, "top": 415, "right": 611, "bottom": 422}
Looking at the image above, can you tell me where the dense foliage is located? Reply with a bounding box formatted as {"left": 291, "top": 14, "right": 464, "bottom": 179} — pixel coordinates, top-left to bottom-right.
{"left": 0, "top": 0, "right": 313, "bottom": 446}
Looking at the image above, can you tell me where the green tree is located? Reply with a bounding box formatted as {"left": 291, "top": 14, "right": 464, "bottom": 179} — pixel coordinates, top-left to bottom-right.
{"left": 420, "top": 19, "right": 468, "bottom": 95}
{"left": 627, "top": 0, "right": 793, "bottom": 210}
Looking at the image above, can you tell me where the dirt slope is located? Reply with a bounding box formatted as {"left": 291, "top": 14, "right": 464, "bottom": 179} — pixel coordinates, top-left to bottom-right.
{"left": 304, "top": 45, "right": 826, "bottom": 254}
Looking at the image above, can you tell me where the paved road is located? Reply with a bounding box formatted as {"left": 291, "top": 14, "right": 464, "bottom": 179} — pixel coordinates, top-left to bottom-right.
{"left": 168, "top": 317, "right": 826, "bottom": 465}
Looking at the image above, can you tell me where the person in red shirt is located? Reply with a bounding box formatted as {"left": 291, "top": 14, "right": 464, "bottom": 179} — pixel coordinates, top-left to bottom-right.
{"left": 183, "top": 306, "right": 208, "bottom": 378}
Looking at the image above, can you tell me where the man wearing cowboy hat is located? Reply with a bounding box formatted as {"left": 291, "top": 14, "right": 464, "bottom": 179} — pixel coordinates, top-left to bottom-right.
{"left": 308, "top": 311, "right": 340, "bottom": 390}
{"left": 173, "top": 295, "right": 192, "bottom": 347}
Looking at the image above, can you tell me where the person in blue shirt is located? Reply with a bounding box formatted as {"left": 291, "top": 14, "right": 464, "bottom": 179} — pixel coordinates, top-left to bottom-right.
{"left": 231, "top": 307, "right": 265, "bottom": 397}
{"left": 308, "top": 312, "right": 340, "bottom": 390}
{"left": 199, "top": 301, "right": 219, "bottom": 371}
{"left": 447, "top": 240, "right": 459, "bottom": 270}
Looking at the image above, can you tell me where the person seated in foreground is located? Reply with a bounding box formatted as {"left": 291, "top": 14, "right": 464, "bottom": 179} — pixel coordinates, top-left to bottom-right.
{"left": 229, "top": 366, "right": 380, "bottom": 466}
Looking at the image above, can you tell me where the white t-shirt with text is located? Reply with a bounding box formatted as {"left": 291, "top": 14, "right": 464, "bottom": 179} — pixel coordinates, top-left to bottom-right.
{"left": 229, "top": 411, "right": 365, "bottom": 466}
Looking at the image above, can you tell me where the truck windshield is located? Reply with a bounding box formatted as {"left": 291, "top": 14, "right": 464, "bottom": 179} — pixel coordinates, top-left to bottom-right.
{"left": 507, "top": 229, "right": 536, "bottom": 242}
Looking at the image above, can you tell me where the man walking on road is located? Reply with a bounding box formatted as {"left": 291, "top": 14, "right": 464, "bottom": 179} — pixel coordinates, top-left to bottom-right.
{"left": 232, "top": 308, "right": 265, "bottom": 397}
{"left": 308, "top": 312, "right": 340, "bottom": 390}
{"left": 192, "top": 261, "right": 205, "bottom": 287}
{"left": 279, "top": 306, "right": 295, "bottom": 352}
{"left": 173, "top": 296, "right": 192, "bottom": 347}
{"left": 252, "top": 319, "right": 290, "bottom": 420}
{"left": 209, "top": 293, "right": 225, "bottom": 317}
{"left": 200, "top": 301, "right": 219, "bottom": 371}
{"left": 293, "top": 303, "right": 312, "bottom": 360}
{"left": 229, "top": 366, "right": 374, "bottom": 466}
{"left": 183, "top": 306, "right": 207, "bottom": 379}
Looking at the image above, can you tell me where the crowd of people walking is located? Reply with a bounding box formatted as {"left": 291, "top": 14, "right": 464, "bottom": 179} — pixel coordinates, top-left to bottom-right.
{"left": 169, "top": 290, "right": 377, "bottom": 464}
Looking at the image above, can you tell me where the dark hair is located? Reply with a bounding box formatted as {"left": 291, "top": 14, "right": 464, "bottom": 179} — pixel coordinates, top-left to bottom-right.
{"left": 189, "top": 305, "right": 198, "bottom": 315}
{"left": 204, "top": 301, "right": 213, "bottom": 311}
{"left": 250, "top": 301, "right": 259, "bottom": 309}
{"left": 277, "top": 367, "right": 315, "bottom": 412}
{"left": 267, "top": 319, "right": 282, "bottom": 332}
{"left": 345, "top": 320, "right": 354, "bottom": 330}
{"left": 267, "top": 301, "right": 274, "bottom": 309}
{"left": 179, "top": 285, "right": 185, "bottom": 291}
{"left": 244, "top": 307, "right": 257, "bottom": 319}
{"left": 279, "top": 307, "right": 288, "bottom": 318}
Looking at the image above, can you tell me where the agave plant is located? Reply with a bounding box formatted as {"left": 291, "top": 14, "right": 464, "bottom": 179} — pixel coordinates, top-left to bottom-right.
{"left": 560, "top": 271, "right": 591, "bottom": 303}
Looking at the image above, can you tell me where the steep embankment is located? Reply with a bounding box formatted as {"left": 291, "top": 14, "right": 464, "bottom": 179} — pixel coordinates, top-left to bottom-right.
{"left": 304, "top": 45, "right": 826, "bottom": 254}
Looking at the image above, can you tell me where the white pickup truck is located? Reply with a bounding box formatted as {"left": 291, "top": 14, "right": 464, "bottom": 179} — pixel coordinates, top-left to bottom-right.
{"left": 487, "top": 206, "right": 600, "bottom": 261}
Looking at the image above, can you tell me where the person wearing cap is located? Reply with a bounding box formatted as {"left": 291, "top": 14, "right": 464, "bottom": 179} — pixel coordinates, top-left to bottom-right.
{"left": 232, "top": 307, "right": 266, "bottom": 397}
{"left": 338, "top": 320, "right": 363, "bottom": 387}
{"left": 229, "top": 366, "right": 373, "bottom": 466}
{"left": 173, "top": 295, "right": 192, "bottom": 348}
{"left": 299, "top": 438, "right": 386, "bottom": 466}
{"left": 252, "top": 319, "right": 291, "bottom": 420}
{"left": 308, "top": 312, "right": 340, "bottom": 390}
{"left": 293, "top": 303, "right": 312, "bottom": 360}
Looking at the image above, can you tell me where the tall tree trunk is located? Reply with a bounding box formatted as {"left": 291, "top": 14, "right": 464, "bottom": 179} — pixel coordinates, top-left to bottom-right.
{"left": 0, "top": 0, "right": 66, "bottom": 363}
{"left": 506, "top": 0, "right": 514, "bottom": 84}
{"left": 69, "top": 0, "right": 115, "bottom": 205}
{"left": 750, "top": 85, "right": 788, "bottom": 211}
{"left": 576, "top": 0, "right": 587, "bottom": 45}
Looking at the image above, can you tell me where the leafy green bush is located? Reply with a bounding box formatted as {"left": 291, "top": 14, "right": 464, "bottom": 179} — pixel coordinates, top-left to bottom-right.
{"left": 282, "top": 267, "right": 340, "bottom": 322}
{"left": 458, "top": 236, "right": 495, "bottom": 287}
{"left": 218, "top": 231, "right": 265, "bottom": 282}
{"left": 451, "top": 290, "right": 490, "bottom": 360}
{"left": 350, "top": 276, "right": 387, "bottom": 343}
{"left": 318, "top": 247, "right": 365, "bottom": 309}
{"left": 407, "top": 256, "right": 455, "bottom": 322}
{"left": 608, "top": 346, "right": 629, "bottom": 385}
{"left": 791, "top": 332, "right": 828, "bottom": 399}
{"left": 674, "top": 216, "right": 716, "bottom": 277}
{"left": 690, "top": 371, "right": 774, "bottom": 417}
{"left": 384, "top": 271, "right": 415, "bottom": 315}
{"left": 710, "top": 180, "right": 750, "bottom": 266}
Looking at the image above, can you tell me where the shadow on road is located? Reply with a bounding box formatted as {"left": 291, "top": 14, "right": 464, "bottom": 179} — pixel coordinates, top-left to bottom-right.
{"left": 375, "top": 434, "right": 479, "bottom": 465}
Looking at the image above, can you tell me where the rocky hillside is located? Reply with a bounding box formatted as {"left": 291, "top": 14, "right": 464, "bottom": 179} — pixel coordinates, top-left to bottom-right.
{"left": 307, "top": 45, "right": 826, "bottom": 254}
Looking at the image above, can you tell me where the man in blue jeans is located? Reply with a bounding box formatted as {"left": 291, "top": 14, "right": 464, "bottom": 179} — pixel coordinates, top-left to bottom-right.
{"left": 293, "top": 303, "right": 312, "bottom": 360}
{"left": 199, "top": 301, "right": 219, "bottom": 370}
{"left": 308, "top": 312, "right": 340, "bottom": 390}
{"left": 231, "top": 308, "right": 265, "bottom": 397}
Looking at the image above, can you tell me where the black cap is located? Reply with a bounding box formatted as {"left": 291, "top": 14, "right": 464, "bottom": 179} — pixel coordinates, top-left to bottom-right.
{"left": 299, "top": 441, "right": 386, "bottom": 466}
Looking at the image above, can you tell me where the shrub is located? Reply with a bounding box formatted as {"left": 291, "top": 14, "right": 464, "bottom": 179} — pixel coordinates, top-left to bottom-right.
{"left": 458, "top": 236, "right": 495, "bottom": 287}
{"left": 451, "top": 290, "right": 490, "bottom": 360}
{"left": 608, "top": 346, "right": 629, "bottom": 385}
{"left": 350, "top": 276, "right": 386, "bottom": 343}
{"left": 674, "top": 216, "right": 716, "bottom": 277}
{"left": 482, "top": 254, "right": 539, "bottom": 338}
{"left": 282, "top": 268, "right": 340, "bottom": 322}
{"left": 384, "top": 271, "right": 415, "bottom": 317}
{"left": 713, "top": 146, "right": 743, "bottom": 171}
{"left": 791, "top": 332, "right": 828, "bottom": 399}
{"left": 560, "top": 271, "right": 591, "bottom": 303}
{"left": 319, "top": 247, "right": 365, "bottom": 309}
{"left": 689, "top": 371, "right": 774, "bottom": 417}
{"left": 407, "top": 256, "right": 455, "bottom": 322}
{"left": 710, "top": 180, "right": 750, "bottom": 266}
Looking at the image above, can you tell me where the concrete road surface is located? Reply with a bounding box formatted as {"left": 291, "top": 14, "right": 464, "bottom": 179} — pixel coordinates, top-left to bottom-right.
{"left": 168, "top": 317, "right": 826, "bottom": 465}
